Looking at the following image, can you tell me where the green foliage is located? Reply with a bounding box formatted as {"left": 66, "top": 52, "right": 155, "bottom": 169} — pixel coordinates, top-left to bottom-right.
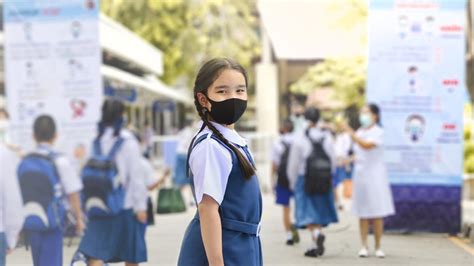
{"left": 466, "top": 141, "right": 474, "bottom": 158}
{"left": 466, "top": 126, "right": 472, "bottom": 140}
{"left": 290, "top": 0, "right": 368, "bottom": 108}
{"left": 102, "top": 0, "right": 260, "bottom": 86}
{"left": 465, "top": 154, "right": 474, "bottom": 174}
{"left": 290, "top": 57, "right": 367, "bottom": 108}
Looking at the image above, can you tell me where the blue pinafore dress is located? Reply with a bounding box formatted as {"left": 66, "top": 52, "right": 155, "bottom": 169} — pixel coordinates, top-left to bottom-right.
{"left": 177, "top": 134, "right": 263, "bottom": 266}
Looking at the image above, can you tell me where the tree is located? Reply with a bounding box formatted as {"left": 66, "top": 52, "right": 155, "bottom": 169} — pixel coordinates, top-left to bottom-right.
{"left": 290, "top": 57, "right": 366, "bottom": 108}
{"left": 289, "top": 0, "right": 367, "bottom": 108}
{"left": 102, "top": 0, "right": 260, "bottom": 86}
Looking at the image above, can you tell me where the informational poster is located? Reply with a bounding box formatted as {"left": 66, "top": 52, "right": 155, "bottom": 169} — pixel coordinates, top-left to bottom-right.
{"left": 367, "top": 0, "right": 466, "bottom": 186}
{"left": 4, "top": 0, "right": 102, "bottom": 162}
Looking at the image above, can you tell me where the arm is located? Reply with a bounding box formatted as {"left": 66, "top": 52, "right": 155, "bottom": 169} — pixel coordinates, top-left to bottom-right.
{"left": 68, "top": 192, "right": 84, "bottom": 235}
{"left": 344, "top": 125, "right": 377, "bottom": 150}
{"left": 198, "top": 195, "right": 224, "bottom": 266}
{"left": 126, "top": 140, "right": 148, "bottom": 223}
{"left": 286, "top": 139, "right": 302, "bottom": 191}
{"left": 147, "top": 168, "right": 171, "bottom": 191}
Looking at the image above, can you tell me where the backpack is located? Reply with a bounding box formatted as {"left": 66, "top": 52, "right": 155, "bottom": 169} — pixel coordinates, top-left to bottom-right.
{"left": 304, "top": 129, "right": 332, "bottom": 195}
{"left": 81, "top": 137, "right": 125, "bottom": 218}
{"left": 277, "top": 141, "right": 291, "bottom": 189}
{"left": 17, "top": 152, "right": 65, "bottom": 231}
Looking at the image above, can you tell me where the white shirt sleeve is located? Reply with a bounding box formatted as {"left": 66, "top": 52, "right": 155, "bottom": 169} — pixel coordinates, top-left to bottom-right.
{"left": 55, "top": 156, "right": 83, "bottom": 195}
{"left": 124, "top": 138, "right": 148, "bottom": 212}
{"left": 141, "top": 158, "right": 157, "bottom": 188}
{"left": 2, "top": 148, "right": 23, "bottom": 248}
{"left": 189, "top": 136, "right": 232, "bottom": 205}
{"left": 367, "top": 127, "right": 384, "bottom": 146}
{"left": 287, "top": 134, "right": 304, "bottom": 190}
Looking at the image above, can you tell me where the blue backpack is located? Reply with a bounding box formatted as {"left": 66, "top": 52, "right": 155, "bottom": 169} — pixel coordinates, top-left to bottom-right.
{"left": 17, "top": 152, "right": 65, "bottom": 231}
{"left": 81, "top": 137, "right": 125, "bottom": 217}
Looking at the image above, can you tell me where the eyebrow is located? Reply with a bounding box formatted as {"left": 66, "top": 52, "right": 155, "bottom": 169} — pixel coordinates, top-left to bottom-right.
{"left": 214, "top": 85, "right": 247, "bottom": 89}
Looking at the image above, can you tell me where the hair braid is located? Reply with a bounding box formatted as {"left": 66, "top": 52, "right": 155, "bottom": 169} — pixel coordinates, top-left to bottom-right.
{"left": 195, "top": 101, "right": 256, "bottom": 180}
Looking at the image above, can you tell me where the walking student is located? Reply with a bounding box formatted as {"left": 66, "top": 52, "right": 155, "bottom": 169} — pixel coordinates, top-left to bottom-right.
{"left": 79, "top": 99, "right": 148, "bottom": 266}
{"left": 18, "top": 115, "right": 84, "bottom": 266}
{"left": 345, "top": 104, "right": 395, "bottom": 258}
{"left": 177, "top": 58, "right": 263, "bottom": 266}
{"left": 287, "top": 107, "right": 338, "bottom": 258}
{"left": 271, "top": 119, "right": 299, "bottom": 245}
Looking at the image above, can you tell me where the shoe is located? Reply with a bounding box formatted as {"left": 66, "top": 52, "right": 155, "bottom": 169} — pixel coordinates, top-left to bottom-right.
{"left": 304, "top": 248, "right": 318, "bottom": 258}
{"left": 291, "top": 225, "right": 300, "bottom": 244}
{"left": 358, "top": 247, "right": 369, "bottom": 258}
{"left": 316, "top": 234, "right": 325, "bottom": 256}
{"left": 375, "top": 249, "right": 385, "bottom": 258}
{"left": 286, "top": 239, "right": 294, "bottom": 246}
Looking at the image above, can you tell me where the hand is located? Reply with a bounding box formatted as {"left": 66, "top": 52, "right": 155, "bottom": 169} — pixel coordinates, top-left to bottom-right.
{"left": 343, "top": 122, "right": 355, "bottom": 135}
{"left": 163, "top": 168, "right": 172, "bottom": 178}
{"left": 76, "top": 218, "right": 86, "bottom": 236}
{"left": 6, "top": 248, "right": 13, "bottom": 255}
{"left": 136, "top": 211, "right": 148, "bottom": 224}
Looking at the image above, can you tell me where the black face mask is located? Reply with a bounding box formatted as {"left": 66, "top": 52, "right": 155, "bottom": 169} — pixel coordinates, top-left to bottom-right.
{"left": 206, "top": 97, "right": 247, "bottom": 125}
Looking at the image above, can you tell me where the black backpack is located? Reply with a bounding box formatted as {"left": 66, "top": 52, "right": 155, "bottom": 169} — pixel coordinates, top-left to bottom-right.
{"left": 277, "top": 141, "right": 291, "bottom": 189}
{"left": 304, "top": 129, "right": 332, "bottom": 195}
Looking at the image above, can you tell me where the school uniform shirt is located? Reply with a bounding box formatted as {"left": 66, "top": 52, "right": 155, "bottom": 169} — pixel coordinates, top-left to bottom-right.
{"left": 189, "top": 121, "right": 252, "bottom": 205}
{"left": 334, "top": 132, "right": 352, "bottom": 166}
{"left": 0, "top": 144, "right": 23, "bottom": 249}
{"left": 271, "top": 133, "right": 294, "bottom": 167}
{"left": 36, "top": 144, "right": 83, "bottom": 201}
{"left": 352, "top": 125, "right": 395, "bottom": 218}
{"left": 99, "top": 128, "right": 148, "bottom": 212}
{"left": 286, "top": 125, "right": 336, "bottom": 190}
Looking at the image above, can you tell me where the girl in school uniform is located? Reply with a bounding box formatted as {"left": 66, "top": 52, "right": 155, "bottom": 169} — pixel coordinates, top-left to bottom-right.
{"left": 79, "top": 99, "right": 149, "bottom": 266}
{"left": 271, "top": 119, "right": 299, "bottom": 245}
{"left": 286, "top": 107, "right": 338, "bottom": 258}
{"left": 177, "top": 58, "right": 263, "bottom": 266}
{"left": 344, "top": 104, "right": 395, "bottom": 258}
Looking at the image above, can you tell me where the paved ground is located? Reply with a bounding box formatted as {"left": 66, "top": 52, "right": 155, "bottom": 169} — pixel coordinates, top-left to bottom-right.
{"left": 7, "top": 194, "right": 473, "bottom": 265}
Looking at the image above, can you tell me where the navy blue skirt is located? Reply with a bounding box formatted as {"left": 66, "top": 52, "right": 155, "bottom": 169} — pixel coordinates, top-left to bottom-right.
{"left": 79, "top": 209, "right": 147, "bottom": 263}
{"left": 294, "top": 175, "right": 338, "bottom": 228}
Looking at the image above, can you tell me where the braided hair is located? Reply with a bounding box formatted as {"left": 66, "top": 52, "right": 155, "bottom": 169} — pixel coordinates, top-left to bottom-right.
{"left": 98, "top": 99, "right": 125, "bottom": 138}
{"left": 191, "top": 58, "right": 256, "bottom": 180}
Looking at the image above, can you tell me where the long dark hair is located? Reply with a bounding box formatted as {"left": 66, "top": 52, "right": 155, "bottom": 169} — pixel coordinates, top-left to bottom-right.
{"left": 192, "top": 58, "right": 256, "bottom": 180}
{"left": 368, "top": 103, "right": 382, "bottom": 126}
{"left": 98, "top": 99, "right": 125, "bottom": 138}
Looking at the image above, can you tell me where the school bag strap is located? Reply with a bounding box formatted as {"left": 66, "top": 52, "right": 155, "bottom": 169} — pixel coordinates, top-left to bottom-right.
{"left": 305, "top": 128, "right": 325, "bottom": 145}
{"left": 93, "top": 137, "right": 125, "bottom": 160}
{"left": 185, "top": 133, "right": 237, "bottom": 178}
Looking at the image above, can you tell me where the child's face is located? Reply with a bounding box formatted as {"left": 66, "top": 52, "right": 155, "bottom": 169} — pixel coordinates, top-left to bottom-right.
{"left": 199, "top": 69, "right": 247, "bottom": 112}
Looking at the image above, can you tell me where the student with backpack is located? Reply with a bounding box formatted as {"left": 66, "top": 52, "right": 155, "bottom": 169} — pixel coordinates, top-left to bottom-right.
{"left": 17, "top": 115, "right": 84, "bottom": 266}
{"left": 287, "top": 107, "right": 338, "bottom": 258}
{"left": 0, "top": 142, "right": 23, "bottom": 266}
{"left": 271, "top": 119, "right": 299, "bottom": 245}
{"left": 79, "top": 99, "right": 148, "bottom": 266}
{"left": 177, "top": 58, "right": 263, "bottom": 266}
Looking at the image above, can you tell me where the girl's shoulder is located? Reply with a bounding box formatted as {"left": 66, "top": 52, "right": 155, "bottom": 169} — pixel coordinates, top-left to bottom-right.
{"left": 190, "top": 132, "right": 233, "bottom": 163}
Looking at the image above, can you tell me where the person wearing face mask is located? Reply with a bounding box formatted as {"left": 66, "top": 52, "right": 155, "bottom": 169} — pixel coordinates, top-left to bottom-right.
{"left": 344, "top": 104, "right": 395, "bottom": 259}
{"left": 177, "top": 58, "right": 262, "bottom": 266}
